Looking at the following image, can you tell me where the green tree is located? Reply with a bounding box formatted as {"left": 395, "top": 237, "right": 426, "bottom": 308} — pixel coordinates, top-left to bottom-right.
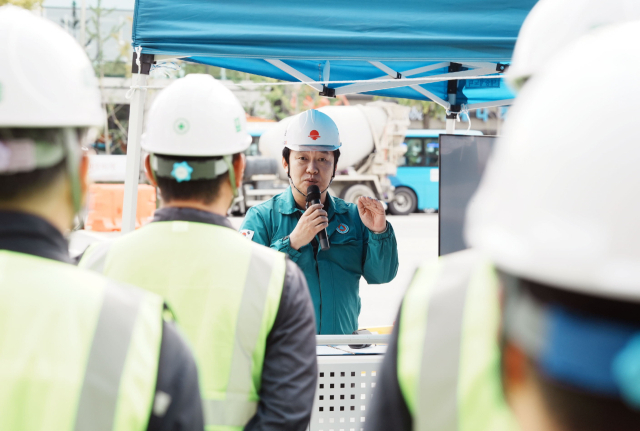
{"left": 261, "top": 83, "right": 348, "bottom": 121}
{"left": 376, "top": 97, "right": 446, "bottom": 128}
{"left": 84, "top": 0, "right": 128, "bottom": 154}
{"left": 0, "top": 0, "right": 43, "bottom": 9}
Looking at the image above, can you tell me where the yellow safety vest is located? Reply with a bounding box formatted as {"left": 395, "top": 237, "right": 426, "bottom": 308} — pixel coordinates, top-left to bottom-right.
{"left": 0, "top": 250, "right": 163, "bottom": 431}
{"left": 80, "top": 221, "right": 286, "bottom": 431}
{"left": 396, "top": 249, "right": 518, "bottom": 431}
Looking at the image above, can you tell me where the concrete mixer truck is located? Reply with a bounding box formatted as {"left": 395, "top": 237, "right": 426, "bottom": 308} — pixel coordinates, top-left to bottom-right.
{"left": 236, "top": 101, "right": 410, "bottom": 213}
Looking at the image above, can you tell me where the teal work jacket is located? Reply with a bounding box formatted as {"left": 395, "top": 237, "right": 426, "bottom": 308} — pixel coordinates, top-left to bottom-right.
{"left": 240, "top": 187, "right": 399, "bottom": 334}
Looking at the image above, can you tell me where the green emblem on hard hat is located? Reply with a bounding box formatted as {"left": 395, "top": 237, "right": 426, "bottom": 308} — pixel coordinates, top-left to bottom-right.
{"left": 174, "top": 118, "right": 190, "bottom": 134}
{"left": 171, "top": 161, "right": 193, "bottom": 182}
{"left": 234, "top": 118, "right": 241, "bottom": 132}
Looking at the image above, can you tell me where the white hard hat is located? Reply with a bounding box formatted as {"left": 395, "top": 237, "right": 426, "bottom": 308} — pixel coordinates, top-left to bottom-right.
{"left": 0, "top": 5, "right": 103, "bottom": 127}
{"left": 142, "top": 74, "right": 251, "bottom": 157}
{"left": 466, "top": 21, "right": 640, "bottom": 302}
{"left": 284, "top": 109, "right": 341, "bottom": 152}
{"left": 507, "top": 0, "right": 640, "bottom": 92}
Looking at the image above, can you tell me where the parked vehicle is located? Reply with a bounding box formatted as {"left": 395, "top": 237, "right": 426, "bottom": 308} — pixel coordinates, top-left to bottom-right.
{"left": 246, "top": 121, "right": 276, "bottom": 155}
{"left": 387, "top": 129, "right": 483, "bottom": 215}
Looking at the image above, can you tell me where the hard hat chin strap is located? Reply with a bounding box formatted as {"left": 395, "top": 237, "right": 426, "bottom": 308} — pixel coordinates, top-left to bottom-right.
{"left": 287, "top": 163, "right": 334, "bottom": 198}
{"left": 62, "top": 128, "right": 83, "bottom": 215}
{"left": 289, "top": 178, "right": 307, "bottom": 198}
{"left": 0, "top": 130, "right": 82, "bottom": 213}
{"left": 223, "top": 155, "right": 238, "bottom": 198}
{"left": 288, "top": 176, "right": 333, "bottom": 198}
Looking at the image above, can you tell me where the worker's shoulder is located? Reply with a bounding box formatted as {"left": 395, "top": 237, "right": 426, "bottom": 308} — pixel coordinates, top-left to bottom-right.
{"left": 79, "top": 225, "right": 155, "bottom": 267}
{"left": 398, "top": 249, "right": 494, "bottom": 319}
{"left": 420, "top": 248, "right": 488, "bottom": 272}
{"left": 5, "top": 249, "right": 107, "bottom": 284}
{"left": 5, "top": 250, "right": 163, "bottom": 308}
{"left": 411, "top": 248, "right": 493, "bottom": 291}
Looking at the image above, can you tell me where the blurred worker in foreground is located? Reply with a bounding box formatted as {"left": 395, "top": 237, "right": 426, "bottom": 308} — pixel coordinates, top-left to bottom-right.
{"left": 506, "top": 0, "right": 640, "bottom": 91}
{"left": 80, "top": 74, "right": 318, "bottom": 431}
{"left": 467, "top": 21, "right": 640, "bottom": 431}
{"left": 366, "top": 1, "right": 640, "bottom": 430}
{"left": 0, "top": 6, "right": 203, "bottom": 431}
{"left": 240, "top": 110, "right": 399, "bottom": 335}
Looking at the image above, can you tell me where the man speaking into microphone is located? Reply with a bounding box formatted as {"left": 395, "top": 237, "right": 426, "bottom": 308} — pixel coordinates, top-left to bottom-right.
{"left": 240, "top": 110, "right": 399, "bottom": 335}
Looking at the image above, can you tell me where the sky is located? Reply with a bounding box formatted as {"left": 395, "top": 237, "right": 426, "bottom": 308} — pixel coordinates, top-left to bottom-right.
{"left": 44, "top": 0, "right": 134, "bottom": 9}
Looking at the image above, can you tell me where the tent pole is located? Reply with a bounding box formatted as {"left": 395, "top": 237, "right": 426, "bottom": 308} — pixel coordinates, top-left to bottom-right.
{"left": 122, "top": 52, "right": 153, "bottom": 233}
{"left": 121, "top": 74, "right": 147, "bottom": 233}
{"left": 445, "top": 63, "right": 461, "bottom": 135}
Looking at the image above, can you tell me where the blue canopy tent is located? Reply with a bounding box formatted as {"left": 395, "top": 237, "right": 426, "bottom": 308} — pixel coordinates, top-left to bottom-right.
{"left": 121, "top": 0, "right": 537, "bottom": 232}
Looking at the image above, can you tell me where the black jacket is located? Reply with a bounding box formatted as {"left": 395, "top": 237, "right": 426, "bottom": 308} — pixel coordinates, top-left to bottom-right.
{"left": 0, "top": 210, "right": 204, "bottom": 431}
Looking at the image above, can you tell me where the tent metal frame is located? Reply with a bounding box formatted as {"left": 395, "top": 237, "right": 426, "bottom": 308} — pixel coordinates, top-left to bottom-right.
{"left": 121, "top": 52, "right": 513, "bottom": 232}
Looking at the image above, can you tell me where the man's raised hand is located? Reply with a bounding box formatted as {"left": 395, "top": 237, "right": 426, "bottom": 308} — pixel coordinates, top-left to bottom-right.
{"left": 357, "top": 197, "right": 387, "bottom": 233}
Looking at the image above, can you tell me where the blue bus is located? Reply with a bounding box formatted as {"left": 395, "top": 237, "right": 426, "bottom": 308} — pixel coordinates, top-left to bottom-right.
{"left": 388, "top": 129, "right": 483, "bottom": 215}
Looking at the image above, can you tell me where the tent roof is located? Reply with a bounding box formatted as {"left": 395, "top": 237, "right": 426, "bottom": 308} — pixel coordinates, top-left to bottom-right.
{"left": 132, "top": 0, "right": 537, "bottom": 107}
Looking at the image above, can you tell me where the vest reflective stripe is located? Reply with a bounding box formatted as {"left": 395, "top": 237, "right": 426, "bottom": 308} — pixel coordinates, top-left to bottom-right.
{"left": 0, "top": 251, "right": 162, "bottom": 431}
{"left": 205, "top": 248, "right": 276, "bottom": 427}
{"left": 397, "top": 249, "right": 518, "bottom": 431}
{"left": 416, "top": 253, "right": 475, "bottom": 431}
{"left": 80, "top": 222, "right": 287, "bottom": 431}
{"left": 74, "top": 282, "right": 144, "bottom": 431}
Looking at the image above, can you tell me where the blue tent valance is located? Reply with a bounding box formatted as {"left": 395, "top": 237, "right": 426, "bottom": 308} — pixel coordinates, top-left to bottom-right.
{"left": 132, "top": 0, "right": 538, "bottom": 108}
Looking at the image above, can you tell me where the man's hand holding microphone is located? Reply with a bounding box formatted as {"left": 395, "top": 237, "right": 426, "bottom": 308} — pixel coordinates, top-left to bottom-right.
{"left": 289, "top": 204, "right": 328, "bottom": 251}
{"left": 289, "top": 185, "right": 330, "bottom": 251}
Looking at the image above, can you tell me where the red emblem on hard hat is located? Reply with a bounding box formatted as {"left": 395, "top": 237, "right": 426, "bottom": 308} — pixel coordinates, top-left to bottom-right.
{"left": 309, "top": 130, "right": 321, "bottom": 140}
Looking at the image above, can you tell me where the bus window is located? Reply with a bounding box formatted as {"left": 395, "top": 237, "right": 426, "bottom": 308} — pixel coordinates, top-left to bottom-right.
{"left": 404, "top": 138, "right": 426, "bottom": 166}
{"left": 425, "top": 139, "right": 439, "bottom": 167}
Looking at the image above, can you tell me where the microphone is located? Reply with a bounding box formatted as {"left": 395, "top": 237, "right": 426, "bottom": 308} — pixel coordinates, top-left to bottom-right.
{"left": 306, "top": 185, "right": 330, "bottom": 250}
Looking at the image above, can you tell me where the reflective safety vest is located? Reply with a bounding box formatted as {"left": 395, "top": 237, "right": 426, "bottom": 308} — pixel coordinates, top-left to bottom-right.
{"left": 397, "top": 249, "right": 519, "bottom": 431}
{"left": 80, "top": 221, "right": 287, "bottom": 431}
{"left": 0, "top": 250, "right": 163, "bottom": 431}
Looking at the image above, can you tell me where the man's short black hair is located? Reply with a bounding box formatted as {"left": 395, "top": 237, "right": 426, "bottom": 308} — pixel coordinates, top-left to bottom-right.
{"left": 282, "top": 147, "right": 341, "bottom": 177}
{"left": 155, "top": 153, "right": 241, "bottom": 205}
{"left": 0, "top": 128, "right": 72, "bottom": 201}
{"left": 498, "top": 272, "right": 640, "bottom": 431}
{"left": 530, "top": 367, "right": 640, "bottom": 431}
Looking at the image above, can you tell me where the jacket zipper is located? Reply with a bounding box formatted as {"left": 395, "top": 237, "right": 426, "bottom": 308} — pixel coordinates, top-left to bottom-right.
{"left": 297, "top": 209, "right": 324, "bottom": 334}
{"left": 315, "top": 245, "right": 323, "bottom": 334}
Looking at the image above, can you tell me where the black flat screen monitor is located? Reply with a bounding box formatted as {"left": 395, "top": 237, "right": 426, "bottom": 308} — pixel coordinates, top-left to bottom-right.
{"left": 438, "top": 134, "right": 497, "bottom": 256}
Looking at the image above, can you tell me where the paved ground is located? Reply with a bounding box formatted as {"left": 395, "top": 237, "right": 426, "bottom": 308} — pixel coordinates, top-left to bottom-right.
{"left": 230, "top": 213, "right": 439, "bottom": 328}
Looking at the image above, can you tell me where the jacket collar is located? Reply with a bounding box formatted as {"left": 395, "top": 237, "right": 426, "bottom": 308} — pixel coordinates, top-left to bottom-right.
{"left": 152, "top": 207, "right": 235, "bottom": 229}
{"left": 0, "top": 210, "right": 73, "bottom": 264}
{"left": 277, "top": 186, "right": 349, "bottom": 216}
